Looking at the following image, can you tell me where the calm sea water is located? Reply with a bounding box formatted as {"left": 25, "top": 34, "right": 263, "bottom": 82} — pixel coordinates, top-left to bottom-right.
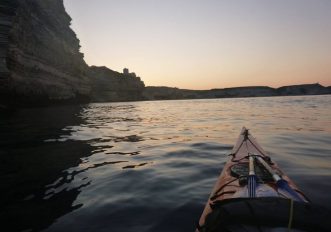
{"left": 1, "top": 95, "right": 331, "bottom": 232}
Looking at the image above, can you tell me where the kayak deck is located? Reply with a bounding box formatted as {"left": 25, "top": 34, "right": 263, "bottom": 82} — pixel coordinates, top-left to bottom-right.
{"left": 196, "top": 127, "right": 324, "bottom": 232}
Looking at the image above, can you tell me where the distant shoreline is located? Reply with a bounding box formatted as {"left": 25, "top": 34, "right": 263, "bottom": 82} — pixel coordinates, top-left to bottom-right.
{"left": 142, "top": 83, "right": 331, "bottom": 101}
{"left": 141, "top": 93, "right": 331, "bottom": 102}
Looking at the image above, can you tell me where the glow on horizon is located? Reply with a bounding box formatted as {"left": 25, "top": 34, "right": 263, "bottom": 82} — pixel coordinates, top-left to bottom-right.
{"left": 64, "top": 0, "right": 331, "bottom": 90}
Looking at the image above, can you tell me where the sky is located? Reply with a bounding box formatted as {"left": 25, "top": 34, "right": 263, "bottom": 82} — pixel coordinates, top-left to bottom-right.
{"left": 63, "top": 0, "right": 331, "bottom": 89}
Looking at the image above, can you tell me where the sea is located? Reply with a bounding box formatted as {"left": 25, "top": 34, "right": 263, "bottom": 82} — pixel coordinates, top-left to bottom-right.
{"left": 1, "top": 95, "right": 331, "bottom": 232}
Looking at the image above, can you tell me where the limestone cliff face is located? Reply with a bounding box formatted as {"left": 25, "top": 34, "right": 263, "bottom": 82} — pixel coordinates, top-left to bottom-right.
{"left": 0, "top": 0, "right": 147, "bottom": 106}
{"left": 0, "top": 0, "right": 92, "bottom": 106}
{"left": 0, "top": 0, "right": 17, "bottom": 79}
{"left": 89, "top": 66, "right": 145, "bottom": 102}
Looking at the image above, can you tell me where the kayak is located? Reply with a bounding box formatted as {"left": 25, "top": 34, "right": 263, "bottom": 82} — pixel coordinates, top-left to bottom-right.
{"left": 196, "top": 127, "right": 330, "bottom": 232}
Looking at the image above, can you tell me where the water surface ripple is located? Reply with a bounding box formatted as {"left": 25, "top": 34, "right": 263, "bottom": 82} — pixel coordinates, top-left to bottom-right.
{"left": 1, "top": 95, "right": 331, "bottom": 232}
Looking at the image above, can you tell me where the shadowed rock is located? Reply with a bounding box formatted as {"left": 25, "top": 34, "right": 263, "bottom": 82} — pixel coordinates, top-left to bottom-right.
{"left": 0, "top": 0, "right": 145, "bottom": 107}
{"left": 0, "top": 106, "right": 94, "bottom": 231}
{"left": 89, "top": 66, "right": 145, "bottom": 102}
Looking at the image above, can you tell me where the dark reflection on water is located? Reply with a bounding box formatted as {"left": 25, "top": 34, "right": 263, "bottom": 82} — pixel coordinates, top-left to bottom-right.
{"left": 0, "top": 106, "right": 94, "bottom": 231}
{"left": 0, "top": 95, "right": 331, "bottom": 232}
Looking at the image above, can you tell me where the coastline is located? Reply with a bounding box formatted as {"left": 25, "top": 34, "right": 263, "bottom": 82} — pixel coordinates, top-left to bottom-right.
{"left": 1, "top": 1, "right": 330, "bottom": 108}
{"left": 142, "top": 83, "right": 331, "bottom": 101}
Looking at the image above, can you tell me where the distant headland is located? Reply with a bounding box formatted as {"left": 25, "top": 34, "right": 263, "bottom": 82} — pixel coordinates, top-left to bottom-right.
{"left": 0, "top": 0, "right": 330, "bottom": 108}
{"left": 143, "top": 83, "right": 331, "bottom": 101}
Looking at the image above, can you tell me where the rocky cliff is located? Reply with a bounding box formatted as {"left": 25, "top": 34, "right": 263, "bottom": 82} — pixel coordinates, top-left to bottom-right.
{"left": 0, "top": 0, "right": 17, "bottom": 79}
{"left": 89, "top": 66, "right": 145, "bottom": 102}
{"left": 0, "top": 0, "right": 328, "bottom": 106}
{"left": 0, "top": 0, "right": 145, "bottom": 107}
{"left": 0, "top": 0, "right": 92, "bottom": 106}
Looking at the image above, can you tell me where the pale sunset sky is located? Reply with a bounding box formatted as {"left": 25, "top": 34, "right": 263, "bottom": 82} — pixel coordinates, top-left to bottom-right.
{"left": 64, "top": 0, "right": 331, "bottom": 90}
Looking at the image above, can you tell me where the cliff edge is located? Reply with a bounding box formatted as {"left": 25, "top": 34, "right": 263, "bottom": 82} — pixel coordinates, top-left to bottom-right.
{"left": 0, "top": 1, "right": 328, "bottom": 107}
{"left": 89, "top": 66, "right": 145, "bottom": 102}
{"left": 0, "top": 0, "right": 145, "bottom": 107}
{"left": 0, "top": 0, "right": 92, "bottom": 106}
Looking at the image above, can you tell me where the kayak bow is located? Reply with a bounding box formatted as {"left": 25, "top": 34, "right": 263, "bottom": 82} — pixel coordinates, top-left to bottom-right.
{"left": 196, "top": 127, "right": 330, "bottom": 232}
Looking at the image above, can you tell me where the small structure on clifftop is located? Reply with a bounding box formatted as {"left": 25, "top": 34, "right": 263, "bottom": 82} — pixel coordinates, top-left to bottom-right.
{"left": 123, "top": 68, "right": 129, "bottom": 75}
{"left": 123, "top": 68, "right": 138, "bottom": 78}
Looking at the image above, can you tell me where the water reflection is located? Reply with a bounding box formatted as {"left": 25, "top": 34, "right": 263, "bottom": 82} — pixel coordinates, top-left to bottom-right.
{"left": 0, "top": 95, "right": 330, "bottom": 232}
{"left": 0, "top": 106, "right": 93, "bottom": 231}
